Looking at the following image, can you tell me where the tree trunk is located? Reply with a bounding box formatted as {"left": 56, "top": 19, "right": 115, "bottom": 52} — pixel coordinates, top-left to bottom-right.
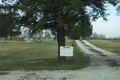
{"left": 57, "top": 27, "right": 66, "bottom": 62}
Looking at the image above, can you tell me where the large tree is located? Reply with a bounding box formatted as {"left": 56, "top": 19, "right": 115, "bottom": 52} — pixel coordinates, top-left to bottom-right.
{"left": 1, "top": 0, "right": 119, "bottom": 61}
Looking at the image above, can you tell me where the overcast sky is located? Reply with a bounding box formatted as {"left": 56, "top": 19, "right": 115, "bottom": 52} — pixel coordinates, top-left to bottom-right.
{"left": 92, "top": 4, "right": 120, "bottom": 38}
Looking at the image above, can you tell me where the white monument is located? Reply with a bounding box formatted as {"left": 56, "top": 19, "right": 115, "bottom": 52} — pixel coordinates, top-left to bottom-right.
{"left": 26, "top": 38, "right": 33, "bottom": 42}
{"left": 35, "top": 38, "right": 42, "bottom": 42}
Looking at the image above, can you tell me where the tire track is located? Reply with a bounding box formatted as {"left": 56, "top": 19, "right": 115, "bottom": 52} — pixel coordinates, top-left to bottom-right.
{"left": 80, "top": 40, "right": 108, "bottom": 57}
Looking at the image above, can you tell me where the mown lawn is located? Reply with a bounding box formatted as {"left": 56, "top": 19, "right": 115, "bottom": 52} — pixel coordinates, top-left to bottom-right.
{"left": 0, "top": 40, "right": 89, "bottom": 71}
{"left": 87, "top": 39, "right": 120, "bottom": 55}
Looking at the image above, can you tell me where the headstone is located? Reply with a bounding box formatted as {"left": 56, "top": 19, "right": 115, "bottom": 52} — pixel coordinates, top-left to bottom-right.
{"left": 31, "top": 38, "right": 33, "bottom": 41}
{"left": 4, "top": 37, "right": 7, "bottom": 41}
{"left": 26, "top": 38, "right": 33, "bottom": 42}
{"left": 65, "top": 37, "right": 68, "bottom": 42}
{"left": 65, "top": 37, "right": 68, "bottom": 40}
{"left": 48, "top": 38, "right": 54, "bottom": 41}
{"left": 35, "top": 38, "right": 42, "bottom": 42}
{"left": 46, "top": 38, "right": 54, "bottom": 41}
{"left": 24, "top": 38, "right": 28, "bottom": 41}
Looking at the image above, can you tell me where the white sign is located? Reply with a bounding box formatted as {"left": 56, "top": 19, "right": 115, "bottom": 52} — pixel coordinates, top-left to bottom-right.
{"left": 60, "top": 46, "right": 73, "bottom": 56}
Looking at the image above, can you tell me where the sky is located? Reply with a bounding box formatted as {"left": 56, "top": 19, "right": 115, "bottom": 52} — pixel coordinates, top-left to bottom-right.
{"left": 92, "top": 4, "right": 120, "bottom": 38}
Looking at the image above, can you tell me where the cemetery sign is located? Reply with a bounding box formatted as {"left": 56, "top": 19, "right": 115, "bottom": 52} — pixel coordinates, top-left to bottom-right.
{"left": 60, "top": 46, "right": 73, "bottom": 65}
{"left": 60, "top": 46, "right": 73, "bottom": 56}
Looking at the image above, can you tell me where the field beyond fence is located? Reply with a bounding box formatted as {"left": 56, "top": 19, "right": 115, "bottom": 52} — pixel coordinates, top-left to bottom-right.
{"left": 87, "top": 39, "right": 120, "bottom": 55}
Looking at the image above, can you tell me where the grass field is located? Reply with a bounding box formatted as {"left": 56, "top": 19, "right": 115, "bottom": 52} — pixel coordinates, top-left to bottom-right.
{"left": 87, "top": 39, "right": 120, "bottom": 55}
{"left": 0, "top": 40, "right": 89, "bottom": 71}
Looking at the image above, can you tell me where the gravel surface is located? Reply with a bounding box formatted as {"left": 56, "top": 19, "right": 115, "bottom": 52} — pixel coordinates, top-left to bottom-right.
{"left": 0, "top": 40, "right": 120, "bottom": 80}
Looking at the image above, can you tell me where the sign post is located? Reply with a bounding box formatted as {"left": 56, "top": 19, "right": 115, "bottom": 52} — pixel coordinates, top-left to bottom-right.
{"left": 60, "top": 46, "right": 73, "bottom": 65}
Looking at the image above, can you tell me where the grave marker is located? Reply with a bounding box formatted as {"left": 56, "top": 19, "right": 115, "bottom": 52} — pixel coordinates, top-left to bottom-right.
{"left": 26, "top": 38, "right": 33, "bottom": 42}
{"left": 35, "top": 38, "right": 42, "bottom": 42}
{"left": 46, "top": 37, "right": 54, "bottom": 41}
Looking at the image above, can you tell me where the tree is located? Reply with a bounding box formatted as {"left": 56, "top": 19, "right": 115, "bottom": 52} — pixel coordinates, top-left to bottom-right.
{"left": 90, "top": 32, "right": 99, "bottom": 39}
{"left": 0, "top": 3, "right": 21, "bottom": 38}
{"left": 117, "top": 36, "right": 120, "bottom": 39}
{"left": 1, "top": 0, "right": 119, "bottom": 62}
{"left": 117, "top": 4, "right": 120, "bottom": 15}
{"left": 99, "top": 34, "right": 106, "bottom": 39}
{"left": 90, "top": 32, "right": 106, "bottom": 39}
{"left": 71, "top": 25, "right": 81, "bottom": 39}
{"left": 78, "top": 12, "right": 93, "bottom": 39}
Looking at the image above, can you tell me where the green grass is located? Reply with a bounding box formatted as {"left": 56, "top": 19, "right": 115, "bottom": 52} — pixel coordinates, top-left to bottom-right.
{"left": 87, "top": 39, "right": 120, "bottom": 55}
{"left": 0, "top": 40, "right": 89, "bottom": 70}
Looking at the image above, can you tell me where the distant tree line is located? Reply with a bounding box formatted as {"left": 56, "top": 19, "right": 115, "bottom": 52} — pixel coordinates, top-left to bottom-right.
{"left": 90, "top": 32, "right": 106, "bottom": 39}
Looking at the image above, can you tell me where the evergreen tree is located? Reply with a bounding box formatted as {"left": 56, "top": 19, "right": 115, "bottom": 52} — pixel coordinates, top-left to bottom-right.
{"left": 71, "top": 25, "right": 81, "bottom": 39}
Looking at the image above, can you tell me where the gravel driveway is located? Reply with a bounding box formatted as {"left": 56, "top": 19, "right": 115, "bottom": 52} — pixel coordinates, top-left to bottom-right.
{"left": 0, "top": 40, "right": 120, "bottom": 80}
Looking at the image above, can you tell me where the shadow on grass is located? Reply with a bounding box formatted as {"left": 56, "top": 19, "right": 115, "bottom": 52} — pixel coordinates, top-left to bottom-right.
{"left": 0, "top": 59, "right": 88, "bottom": 71}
